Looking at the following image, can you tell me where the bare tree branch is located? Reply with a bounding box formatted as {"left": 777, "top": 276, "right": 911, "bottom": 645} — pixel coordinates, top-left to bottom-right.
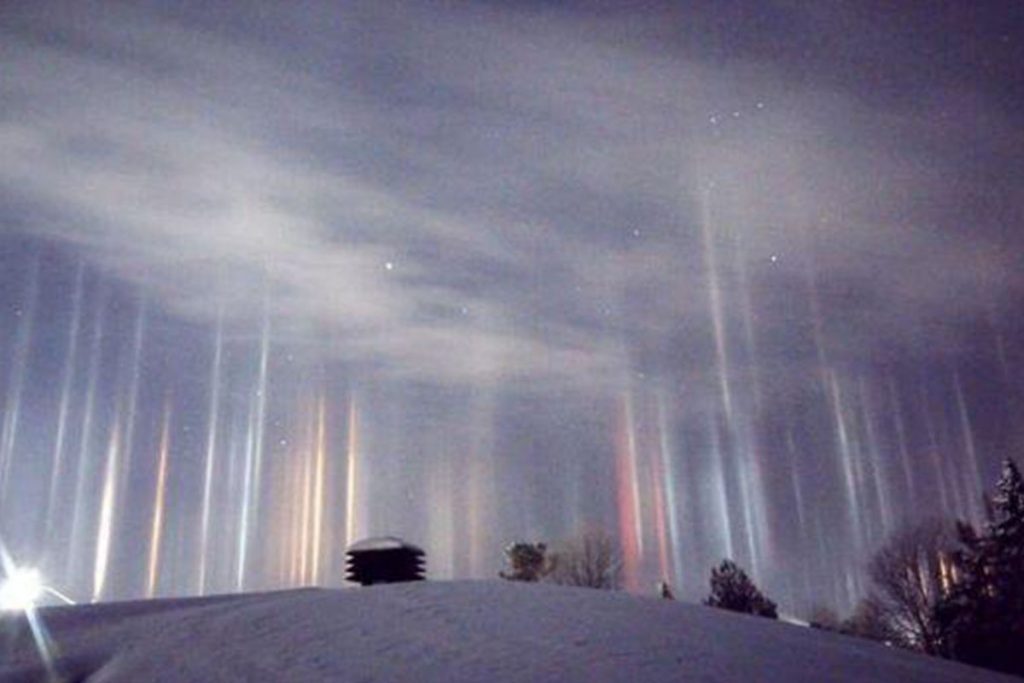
{"left": 546, "top": 530, "right": 622, "bottom": 590}
{"left": 867, "top": 519, "right": 956, "bottom": 654}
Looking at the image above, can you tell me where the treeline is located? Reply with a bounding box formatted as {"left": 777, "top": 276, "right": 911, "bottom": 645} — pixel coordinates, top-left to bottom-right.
{"left": 498, "top": 531, "right": 622, "bottom": 589}
{"left": 498, "top": 531, "right": 778, "bottom": 619}
{"left": 496, "top": 459, "right": 1023, "bottom": 678}
{"left": 811, "top": 458, "right": 1024, "bottom": 678}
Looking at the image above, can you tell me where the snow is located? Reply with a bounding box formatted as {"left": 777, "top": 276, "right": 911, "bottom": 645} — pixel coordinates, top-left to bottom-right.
{"left": 0, "top": 581, "right": 1015, "bottom": 682}
{"left": 346, "top": 536, "right": 423, "bottom": 553}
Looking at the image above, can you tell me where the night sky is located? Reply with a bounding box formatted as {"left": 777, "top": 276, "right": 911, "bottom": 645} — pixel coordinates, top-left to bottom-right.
{"left": 1, "top": 1, "right": 1022, "bottom": 615}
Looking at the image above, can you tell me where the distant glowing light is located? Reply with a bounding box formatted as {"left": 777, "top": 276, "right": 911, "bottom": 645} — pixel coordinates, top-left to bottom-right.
{"left": 345, "top": 396, "right": 360, "bottom": 548}
{"left": 197, "top": 310, "right": 224, "bottom": 596}
{"left": 0, "top": 550, "right": 70, "bottom": 681}
{"left": 384, "top": 261, "right": 394, "bottom": 271}
{"left": 311, "top": 394, "right": 327, "bottom": 585}
{"left": 700, "top": 185, "right": 734, "bottom": 421}
{"left": 93, "top": 420, "right": 122, "bottom": 602}
{"left": 770, "top": 254, "right": 778, "bottom": 263}
{"left": 147, "top": 403, "right": 172, "bottom": 598}
{"left": 616, "top": 393, "right": 643, "bottom": 592}
{"left": 0, "top": 567, "right": 43, "bottom": 611}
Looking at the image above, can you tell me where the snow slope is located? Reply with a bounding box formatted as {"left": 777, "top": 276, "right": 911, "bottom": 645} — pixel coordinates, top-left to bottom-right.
{"left": 0, "top": 581, "right": 1015, "bottom": 682}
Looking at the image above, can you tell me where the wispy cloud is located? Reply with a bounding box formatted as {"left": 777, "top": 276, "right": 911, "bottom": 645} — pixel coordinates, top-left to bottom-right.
{"left": 1, "top": 1, "right": 1018, "bottom": 389}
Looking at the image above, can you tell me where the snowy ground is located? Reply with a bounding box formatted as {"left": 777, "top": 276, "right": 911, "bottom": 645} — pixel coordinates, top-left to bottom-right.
{"left": 0, "top": 581, "right": 1015, "bottom": 682}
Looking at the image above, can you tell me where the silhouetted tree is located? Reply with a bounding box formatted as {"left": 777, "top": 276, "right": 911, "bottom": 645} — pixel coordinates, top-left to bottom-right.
{"left": 865, "top": 519, "right": 956, "bottom": 654}
{"left": 704, "top": 559, "right": 777, "bottom": 619}
{"left": 937, "top": 458, "right": 1024, "bottom": 676}
{"left": 841, "top": 597, "right": 898, "bottom": 644}
{"left": 499, "top": 542, "right": 548, "bottom": 582}
{"left": 807, "top": 604, "right": 842, "bottom": 632}
{"left": 546, "top": 530, "right": 621, "bottom": 590}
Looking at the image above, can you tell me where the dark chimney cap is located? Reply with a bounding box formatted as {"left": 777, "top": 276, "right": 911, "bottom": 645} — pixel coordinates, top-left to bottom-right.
{"left": 345, "top": 537, "right": 426, "bottom": 585}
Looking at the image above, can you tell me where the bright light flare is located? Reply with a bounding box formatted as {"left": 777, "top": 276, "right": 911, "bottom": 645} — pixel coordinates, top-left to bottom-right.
{"left": 0, "top": 552, "right": 64, "bottom": 681}
{"left": 0, "top": 567, "right": 43, "bottom": 611}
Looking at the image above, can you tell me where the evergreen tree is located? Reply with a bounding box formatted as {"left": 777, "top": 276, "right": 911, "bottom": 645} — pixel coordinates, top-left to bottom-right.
{"left": 990, "top": 459, "right": 1024, "bottom": 572}
{"left": 937, "top": 459, "right": 1024, "bottom": 675}
{"left": 704, "top": 559, "right": 777, "bottom": 619}
{"left": 499, "top": 542, "right": 548, "bottom": 582}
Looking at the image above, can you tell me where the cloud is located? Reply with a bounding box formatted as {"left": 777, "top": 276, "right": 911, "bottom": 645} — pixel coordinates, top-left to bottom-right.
{"left": 1, "top": 0, "right": 1018, "bottom": 391}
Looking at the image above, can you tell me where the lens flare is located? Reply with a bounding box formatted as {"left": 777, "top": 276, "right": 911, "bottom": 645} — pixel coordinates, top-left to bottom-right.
{"left": 0, "top": 544, "right": 61, "bottom": 682}
{"left": 0, "top": 567, "right": 43, "bottom": 611}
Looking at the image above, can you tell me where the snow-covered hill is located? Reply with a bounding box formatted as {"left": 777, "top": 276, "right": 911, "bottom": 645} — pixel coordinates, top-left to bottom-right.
{"left": 0, "top": 581, "right": 1015, "bottom": 682}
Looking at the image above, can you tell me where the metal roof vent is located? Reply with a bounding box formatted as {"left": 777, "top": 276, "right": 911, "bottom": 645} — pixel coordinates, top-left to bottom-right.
{"left": 345, "top": 536, "right": 426, "bottom": 586}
